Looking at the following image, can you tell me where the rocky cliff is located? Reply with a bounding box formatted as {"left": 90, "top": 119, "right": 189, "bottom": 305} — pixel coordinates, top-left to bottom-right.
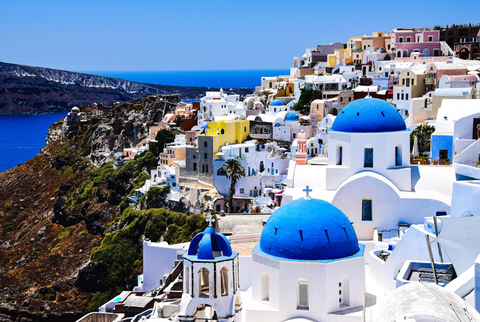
{"left": 0, "top": 61, "right": 253, "bottom": 115}
{"left": 0, "top": 97, "right": 209, "bottom": 321}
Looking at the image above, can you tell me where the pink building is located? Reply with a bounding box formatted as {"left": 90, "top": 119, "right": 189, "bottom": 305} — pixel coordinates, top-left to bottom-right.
{"left": 391, "top": 28, "right": 444, "bottom": 58}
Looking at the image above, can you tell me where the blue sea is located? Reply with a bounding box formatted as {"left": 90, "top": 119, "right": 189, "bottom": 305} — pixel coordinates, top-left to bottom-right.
{"left": 0, "top": 113, "right": 67, "bottom": 173}
{"left": 1, "top": 69, "right": 289, "bottom": 173}
{"left": 81, "top": 69, "right": 290, "bottom": 89}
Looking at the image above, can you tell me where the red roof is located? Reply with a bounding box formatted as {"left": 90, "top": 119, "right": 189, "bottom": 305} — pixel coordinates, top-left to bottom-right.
{"left": 447, "top": 75, "right": 479, "bottom": 81}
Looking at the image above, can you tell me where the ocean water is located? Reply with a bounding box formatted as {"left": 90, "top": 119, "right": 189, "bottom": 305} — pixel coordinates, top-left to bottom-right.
{"left": 81, "top": 69, "right": 291, "bottom": 89}
{"left": 0, "top": 113, "right": 67, "bottom": 173}
{"left": 1, "top": 69, "right": 290, "bottom": 173}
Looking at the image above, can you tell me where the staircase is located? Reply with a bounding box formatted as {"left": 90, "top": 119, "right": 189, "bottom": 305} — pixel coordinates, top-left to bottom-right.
{"left": 453, "top": 138, "right": 480, "bottom": 179}
{"left": 440, "top": 41, "right": 456, "bottom": 57}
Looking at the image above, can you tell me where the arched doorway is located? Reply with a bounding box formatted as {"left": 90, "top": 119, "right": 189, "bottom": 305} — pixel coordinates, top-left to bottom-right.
{"left": 193, "top": 304, "right": 217, "bottom": 321}
{"left": 198, "top": 267, "right": 210, "bottom": 298}
{"left": 472, "top": 47, "right": 479, "bottom": 59}
{"left": 403, "top": 49, "right": 409, "bottom": 58}
{"left": 459, "top": 47, "right": 470, "bottom": 59}
{"left": 329, "top": 107, "right": 338, "bottom": 116}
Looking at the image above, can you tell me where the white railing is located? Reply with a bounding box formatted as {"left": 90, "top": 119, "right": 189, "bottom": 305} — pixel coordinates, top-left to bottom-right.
{"left": 440, "top": 41, "right": 455, "bottom": 57}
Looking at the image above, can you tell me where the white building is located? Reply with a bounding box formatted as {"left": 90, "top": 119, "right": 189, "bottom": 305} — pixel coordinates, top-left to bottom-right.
{"left": 178, "top": 220, "right": 241, "bottom": 322}
{"left": 213, "top": 142, "right": 289, "bottom": 199}
{"left": 243, "top": 197, "right": 365, "bottom": 322}
{"left": 281, "top": 98, "right": 454, "bottom": 240}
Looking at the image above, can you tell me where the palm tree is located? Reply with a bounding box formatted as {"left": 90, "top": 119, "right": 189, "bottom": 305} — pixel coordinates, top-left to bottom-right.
{"left": 218, "top": 159, "right": 245, "bottom": 213}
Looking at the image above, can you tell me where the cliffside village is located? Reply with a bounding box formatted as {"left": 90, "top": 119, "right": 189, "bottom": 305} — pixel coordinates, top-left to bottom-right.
{"left": 74, "top": 25, "right": 480, "bottom": 322}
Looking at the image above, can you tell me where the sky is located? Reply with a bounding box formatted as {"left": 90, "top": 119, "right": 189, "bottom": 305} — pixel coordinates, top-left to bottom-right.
{"left": 1, "top": 0, "right": 480, "bottom": 72}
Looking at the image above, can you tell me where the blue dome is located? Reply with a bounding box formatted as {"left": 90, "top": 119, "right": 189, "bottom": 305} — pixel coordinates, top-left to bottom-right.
{"left": 285, "top": 112, "right": 299, "bottom": 122}
{"left": 260, "top": 199, "right": 359, "bottom": 260}
{"left": 331, "top": 98, "right": 406, "bottom": 133}
{"left": 269, "top": 99, "right": 284, "bottom": 106}
{"left": 187, "top": 226, "right": 233, "bottom": 260}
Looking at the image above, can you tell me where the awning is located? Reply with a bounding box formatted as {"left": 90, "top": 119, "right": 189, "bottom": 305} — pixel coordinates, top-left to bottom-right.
{"left": 435, "top": 216, "right": 480, "bottom": 275}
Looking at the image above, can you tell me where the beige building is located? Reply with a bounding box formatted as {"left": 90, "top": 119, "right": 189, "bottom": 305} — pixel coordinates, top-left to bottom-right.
{"left": 159, "top": 145, "right": 186, "bottom": 166}
{"left": 310, "top": 98, "right": 339, "bottom": 119}
{"left": 338, "top": 90, "right": 354, "bottom": 107}
{"left": 361, "top": 32, "right": 392, "bottom": 52}
{"left": 428, "top": 87, "right": 476, "bottom": 119}
{"left": 398, "top": 69, "right": 426, "bottom": 98}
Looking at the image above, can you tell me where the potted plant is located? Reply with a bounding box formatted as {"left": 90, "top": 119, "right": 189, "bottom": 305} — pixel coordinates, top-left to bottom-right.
{"left": 445, "top": 158, "right": 450, "bottom": 165}
{"left": 433, "top": 159, "right": 438, "bottom": 165}
{"left": 426, "top": 159, "right": 431, "bottom": 165}
{"left": 439, "top": 159, "right": 445, "bottom": 165}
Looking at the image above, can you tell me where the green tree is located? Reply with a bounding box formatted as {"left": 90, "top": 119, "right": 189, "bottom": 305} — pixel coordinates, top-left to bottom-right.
{"left": 150, "top": 129, "right": 177, "bottom": 156}
{"left": 410, "top": 124, "right": 435, "bottom": 154}
{"left": 218, "top": 159, "right": 245, "bottom": 213}
{"left": 292, "top": 88, "right": 317, "bottom": 114}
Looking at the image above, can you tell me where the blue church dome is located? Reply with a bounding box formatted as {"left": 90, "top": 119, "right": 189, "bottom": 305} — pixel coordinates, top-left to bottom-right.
{"left": 285, "top": 112, "right": 299, "bottom": 122}
{"left": 259, "top": 198, "right": 359, "bottom": 261}
{"left": 269, "top": 99, "right": 284, "bottom": 106}
{"left": 331, "top": 98, "right": 406, "bottom": 133}
{"left": 187, "top": 226, "right": 233, "bottom": 260}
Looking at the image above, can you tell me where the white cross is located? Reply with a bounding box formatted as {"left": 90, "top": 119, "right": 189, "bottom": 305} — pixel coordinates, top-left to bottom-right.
{"left": 303, "top": 186, "right": 312, "bottom": 199}
{"left": 206, "top": 213, "right": 215, "bottom": 227}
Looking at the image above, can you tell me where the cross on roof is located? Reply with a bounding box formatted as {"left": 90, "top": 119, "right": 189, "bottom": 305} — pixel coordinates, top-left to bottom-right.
{"left": 303, "top": 185, "right": 312, "bottom": 199}
{"left": 206, "top": 213, "right": 215, "bottom": 227}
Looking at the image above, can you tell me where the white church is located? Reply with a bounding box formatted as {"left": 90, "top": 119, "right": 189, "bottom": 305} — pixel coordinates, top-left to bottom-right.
{"left": 178, "top": 197, "right": 366, "bottom": 322}
{"left": 282, "top": 97, "right": 455, "bottom": 240}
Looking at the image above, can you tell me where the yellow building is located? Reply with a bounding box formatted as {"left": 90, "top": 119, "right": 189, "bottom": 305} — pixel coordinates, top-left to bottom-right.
{"left": 327, "top": 48, "right": 353, "bottom": 68}
{"left": 201, "top": 120, "right": 250, "bottom": 156}
{"left": 398, "top": 69, "right": 426, "bottom": 99}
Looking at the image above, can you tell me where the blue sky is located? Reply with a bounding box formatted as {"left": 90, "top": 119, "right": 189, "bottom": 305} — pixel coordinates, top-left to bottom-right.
{"left": 0, "top": 0, "right": 479, "bottom": 71}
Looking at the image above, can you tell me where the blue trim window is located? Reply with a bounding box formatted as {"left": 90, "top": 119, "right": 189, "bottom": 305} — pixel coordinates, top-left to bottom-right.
{"left": 364, "top": 148, "right": 373, "bottom": 168}
{"left": 362, "top": 199, "right": 372, "bottom": 221}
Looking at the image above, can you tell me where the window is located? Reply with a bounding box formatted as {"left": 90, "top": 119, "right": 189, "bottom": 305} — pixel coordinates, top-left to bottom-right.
{"left": 239, "top": 188, "right": 244, "bottom": 194}
{"left": 362, "top": 197, "right": 373, "bottom": 221}
{"left": 185, "top": 266, "right": 190, "bottom": 294}
{"left": 364, "top": 148, "right": 373, "bottom": 167}
{"left": 388, "top": 44, "right": 391, "bottom": 50}
{"left": 428, "top": 35, "right": 433, "bottom": 42}
{"left": 401, "top": 93, "right": 404, "bottom": 100}
{"left": 339, "top": 275, "right": 350, "bottom": 307}
{"left": 297, "top": 279, "right": 309, "bottom": 309}
{"left": 202, "top": 164, "right": 205, "bottom": 173}
{"left": 206, "top": 165, "right": 209, "bottom": 173}
{"left": 221, "top": 128, "right": 225, "bottom": 135}
{"left": 204, "top": 153, "right": 207, "bottom": 159}
{"left": 406, "top": 36, "right": 411, "bottom": 43}
{"left": 262, "top": 272, "right": 269, "bottom": 301}
{"left": 244, "top": 126, "right": 247, "bottom": 133}
{"left": 399, "top": 37, "right": 403, "bottom": 43}
{"left": 193, "top": 163, "right": 197, "bottom": 171}
{"left": 245, "top": 147, "right": 249, "bottom": 153}
{"left": 204, "top": 141, "right": 207, "bottom": 147}
{"left": 172, "top": 182, "right": 176, "bottom": 187}
{"left": 417, "top": 36, "right": 420, "bottom": 42}
{"left": 293, "top": 133, "right": 296, "bottom": 139}
{"left": 220, "top": 267, "right": 228, "bottom": 296}
{"left": 337, "top": 145, "right": 343, "bottom": 166}
{"left": 397, "top": 93, "right": 400, "bottom": 100}
{"left": 402, "top": 79, "right": 405, "bottom": 86}
{"left": 395, "top": 145, "right": 402, "bottom": 166}
{"left": 412, "top": 79, "right": 415, "bottom": 86}
{"left": 406, "top": 93, "right": 409, "bottom": 100}
{"left": 193, "top": 155, "right": 196, "bottom": 159}
{"left": 198, "top": 268, "right": 210, "bottom": 297}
